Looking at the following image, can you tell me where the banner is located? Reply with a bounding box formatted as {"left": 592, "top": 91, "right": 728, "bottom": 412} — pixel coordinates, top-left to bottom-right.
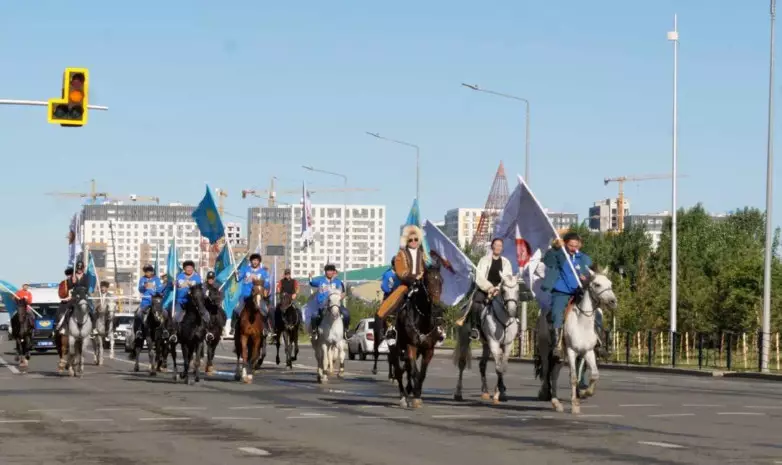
{"left": 300, "top": 181, "right": 314, "bottom": 249}
{"left": 192, "top": 185, "right": 225, "bottom": 244}
{"left": 68, "top": 212, "right": 83, "bottom": 267}
{"left": 423, "top": 220, "right": 475, "bottom": 305}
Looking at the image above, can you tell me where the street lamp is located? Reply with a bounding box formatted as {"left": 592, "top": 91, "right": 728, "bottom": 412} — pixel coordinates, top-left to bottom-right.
{"left": 365, "top": 132, "right": 420, "bottom": 201}
{"left": 667, "top": 16, "right": 679, "bottom": 361}
{"left": 462, "top": 82, "right": 532, "bottom": 356}
{"left": 460, "top": 83, "right": 531, "bottom": 184}
{"left": 762, "top": 0, "right": 776, "bottom": 372}
{"left": 302, "top": 165, "right": 350, "bottom": 288}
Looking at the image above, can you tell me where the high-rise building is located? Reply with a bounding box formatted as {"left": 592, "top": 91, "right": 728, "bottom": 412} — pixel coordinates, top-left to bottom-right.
{"left": 443, "top": 208, "right": 485, "bottom": 248}
{"left": 546, "top": 210, "right": 579, "bottom": 232}
{"left": 589, "top": 197, "right": 631, "bottom": 232}
{"left": 625, "top": 211, "right": 668, "bottom": 250}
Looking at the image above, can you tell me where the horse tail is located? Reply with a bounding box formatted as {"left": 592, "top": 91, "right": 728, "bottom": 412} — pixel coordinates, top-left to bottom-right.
{"left": 451, "top": 325, "right": 471, "bottom": 370}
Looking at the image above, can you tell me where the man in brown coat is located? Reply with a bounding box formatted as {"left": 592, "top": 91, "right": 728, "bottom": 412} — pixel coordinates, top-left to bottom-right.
{"left": 376, "top": 224, "right": 428, "bottom": 319}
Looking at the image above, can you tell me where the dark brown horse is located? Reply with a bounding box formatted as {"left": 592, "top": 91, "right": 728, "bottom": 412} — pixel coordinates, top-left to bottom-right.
{"left": 11, "top": 300, "right": 33, "bottom": 372}
{"left": 390, "top": 265, "right": 444, "bottom": 408}
{"left": 273, "top": 293, "right": 300, "bottom": 369}
{"left": 234, "top": 280, "right": 266, "bottom": 383}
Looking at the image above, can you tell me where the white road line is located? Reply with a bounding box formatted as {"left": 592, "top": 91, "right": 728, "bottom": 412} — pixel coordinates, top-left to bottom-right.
{"left": 229, "top": 405, "right": 267, "bottom": 410}
{"left": 358, "top": 415, "right": 410, "bottom": 419}
{"left": 619, "top": 404, "right": 661, "bottom": 408}
{"left": 745, "top": 405, "right": 782, "bottom": 409}
{"left": 163, "top": 407, "right": 206, "bottom": 411}
{"left": 238, "top": 447, "right": 271, "bottom": 456}
{"left": 683, "top": 404, "right": 723, "bottom": 407}
{"left": 61, "top": 419, "right": 114, "bottom": 423}
{"left": 0, "top": 419, "right": 40, "bottom": 424}
{"left": 716, "top": 412, "right": 766, "bottom": 416}
{"left": 211, "top": 417, "right": 265, "bottom": 421}
{"left": 638, "top": 441, "right": 685, "bottom": 449}
{"left": 578, "top": 414, "right": 624, "bottom": 418}
{"left": 286, "top": 415, "right": 336, "bottom": 419}
{"left": 0, "top": 355, "right": 20, "bottom": 375}
{"left": 28, "top": 409, "right": 74, "bottom": 413}
{"left": 648, "top": 413, "right": 696, "bottom": 418}
{"left": 95, "top": 407, "right": 137, "bottom": 412}
{"left": 138, "top": 417, "right": 191, "bottom": 421}
{"left": 431, "top": 414, "right": 482, "bottom": 419}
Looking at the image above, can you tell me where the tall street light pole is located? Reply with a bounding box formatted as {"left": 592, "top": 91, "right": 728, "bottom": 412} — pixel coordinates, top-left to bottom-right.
{"left": 667, "top": 16, "right": 680, "bottom": 361}
{"left": 366, "top": 132, "right": 420, "bottom": 201}
{"left": 461, "top": 82, "right": 532, "bottom": 356}
{"left": 762, "top": 0, "right": 776, "bottom": 372}
{"left": 302, "top": 165, "right": 350, "bottom": 288}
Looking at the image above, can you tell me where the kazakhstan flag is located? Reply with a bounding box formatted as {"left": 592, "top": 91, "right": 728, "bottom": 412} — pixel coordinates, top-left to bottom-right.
{"left": 214, "top": 244, "right": 231, "bottom": 284}
{"left": 223, "top": 254, "right": 247, "bottom": 317}
{"left": 86, "top": 252, "right": 99, "bottom": 294}
{"left": 192, "top": 185, "right": 225, "bottom": 244}
{"left": 0, "top": 280, "right": 19, "bottom": 317}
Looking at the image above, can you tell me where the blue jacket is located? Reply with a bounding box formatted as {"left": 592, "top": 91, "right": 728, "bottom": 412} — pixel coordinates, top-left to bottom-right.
{"left": 310, "top": 276, "right": 345, "bottom": 307}
{"left": 237, "top": 265, "right": 270, "bottom": 300}
{"left": 138, "top": 276, "right": 163, "bottom": 308}
{"left": 380, "top": 268, "right": 400, "bottom": 294}
{"left": 175, "top": 272, "right": 202, "bottom": 305}
{"left": 552, "top": 250, "right": 592, "bottom": 295}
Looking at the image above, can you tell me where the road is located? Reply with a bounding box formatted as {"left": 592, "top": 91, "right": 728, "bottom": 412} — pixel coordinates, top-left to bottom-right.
{"left": 0, "top": 339, "right": 780, "bottom": 465}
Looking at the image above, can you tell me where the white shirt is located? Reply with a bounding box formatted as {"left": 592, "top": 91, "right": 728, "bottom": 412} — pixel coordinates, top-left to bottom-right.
{"left": 408, "top": 247, "right": 419, "bottom": 275}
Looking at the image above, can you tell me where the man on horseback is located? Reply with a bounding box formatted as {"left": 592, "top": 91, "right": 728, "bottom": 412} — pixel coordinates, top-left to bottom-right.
{"left": 54, "top": 267, "right": 73, "bottom": 338}
{"left": 58, "top": 261, "right": 98, "bottom": 335}
{"left": 135, "top": 264, "right": 163, "bottom": 337}
{"left": 12, "top": 284, "right": 35, "bottom": 333}
{"left": 274, "top": 268, "right": 298, "bottom": 335}
{"left": 540, "top": 232, "right": 593, "bottom": 360}
{"left": 232, "top": 253, "right": 270, "bottom": 337}
{"left": 203, "top": 270, "right": 223, "bottom": 340}
{"left": 308, "top": 263, "right": 349, "bottom": 338}
{"left": 462, "top": 238, "right": 515, "bottom": 341}
{"left": 172, "top": 260, "right": 209, "bottom": 334}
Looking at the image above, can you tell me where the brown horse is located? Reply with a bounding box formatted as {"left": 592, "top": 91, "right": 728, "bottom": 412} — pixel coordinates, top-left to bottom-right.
{"left": 234, "top": 280, "right": 266, "bottom": 383}
{"left": 390, "top": 265, "right": 444, "bottom": 408}
{"left": 11, "top": 300, "right": 33, "bottom": 372}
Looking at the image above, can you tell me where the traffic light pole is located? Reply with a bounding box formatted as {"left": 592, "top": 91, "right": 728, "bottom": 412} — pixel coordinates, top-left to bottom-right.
{"left": 0, "top": 99, "right": 109, "bottom": 110}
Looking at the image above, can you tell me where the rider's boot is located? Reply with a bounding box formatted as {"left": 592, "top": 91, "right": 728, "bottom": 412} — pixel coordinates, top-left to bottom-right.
{"left": 90, "top": 313, "right": 99, "bottom": 336}
{"left": 311, "top": 313, "right": 322, "bottom": 339}
{"left": 552, "top": 328, "right": 564, "bottom": 360}
{"left": 596, "top": 328, "right": 611, "bottom": 360}
{"left": 470, "top": 306, "right": 481, "bottom": 340}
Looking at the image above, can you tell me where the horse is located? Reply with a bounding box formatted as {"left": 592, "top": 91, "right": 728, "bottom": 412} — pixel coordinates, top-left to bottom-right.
{"left": 311, "top": 290, "right": 345, "bottom": 384}
{"left": 10, "top": 299, "right": 34, "bottom": 372}
{"left": 371, "top": 315, "right": 394, "bottom": 381}
{"left": 534, "top": 268, "right": 617, "bottom": 414}
{"left": 91, "top": 295, "right": 115, "bottom": 366}
{"left": 202, "top": 285, "right": 226, "bottom": 375}
{"left": 170, "top": 285, "right": 208, "bottom": 385}
{"left": 273, "top": 292, "right": 300, "bottom": 369}
{"left": 234, "top": 281, "right": 266, "bottom": 384}
{"left": 390, "top": 266, "right": 444, "bottom": 408}
{"left": 133, "top": 294, "right": 170, "bottom": 376}
{"left": 67, "top": 287, "right": 93, "bottom": 378}
{"left": 453, "top": 274, "right": 520, "bottom": 404}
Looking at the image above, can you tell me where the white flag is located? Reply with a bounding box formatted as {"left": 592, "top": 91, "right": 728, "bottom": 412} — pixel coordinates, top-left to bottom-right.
{"left": 300, "top": 181, "right": 314, "bottom": 249}
{"left": 423, "top": 219, "right": 475, "bottom": 306}
{"left": 68, "top": 212, "right": 83, "bottom": 267}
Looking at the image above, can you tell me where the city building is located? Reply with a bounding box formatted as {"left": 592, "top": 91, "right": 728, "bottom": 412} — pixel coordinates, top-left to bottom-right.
{"left": 248, "top": 203, "right": 387, "bottom": 279}
{"left": 224, "top": 222, "right": 243, "bottom": 248}
{"left": 589, "top": 197, "right": 631, "bottom": 232}
{"left": 625, "top": 211, "right": 669, "bottom": 250}
{"left": 545, "top": 210, "right": 579, "bottom": 233}
{"left": 443, "top": 208, "right": 485, "bottom": 248}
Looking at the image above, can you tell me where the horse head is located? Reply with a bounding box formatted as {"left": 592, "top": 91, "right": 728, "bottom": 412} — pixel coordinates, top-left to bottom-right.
{"left": 500, "top": 274, "right": 520, "bottom": 318}
{"left": 71, "top": 287, "right": 90, "bottom": 317}
{"left": 203, "top": 285, "right": 221, "bottom": 314}
{"left": 251, "top": 278, "right": 266, "bottom": 310}
{"left": 150, "top": 293, "right": 166, "bottom": 324}
{"left": 424, "top": 265, "right": 444, "bottom": 306}
{"left": 326, "top": 290, "right": 342, "bottom": 319}
{"left": 187, "top": 285, "right": 208, "bottom": 316}
{"left": 280, "top": 293, "right": 293, "bottom": 310}
{"left": 586, "top": 267, "right": 617, "bottom": 310}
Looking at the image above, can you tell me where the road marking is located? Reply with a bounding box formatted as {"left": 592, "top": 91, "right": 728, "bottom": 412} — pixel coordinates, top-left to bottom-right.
{"left": 238, "top": 447, "right": 270, "bottom": 456}
{"left": 229, "top": 405, "right": 267, "bottom": 410}
{"left": 431, "top": 414, "right": 482, "bottom": 419}
{"left": 286, "top": 415, "right": 335, "bottom": 419}
{"left": 619, "top": 404, "right": 661, "bottom": 408}
{"left": 358, "top": 415, "right": 410, "bottom": 419}
{"left": 648, "top": 413, "right": 695, "bottom": 418}
{"left": 0, "top": 419, "right": 40, "bottom": 424}
{"left": 0, "top": 355, "right": 20, "bottom": 375}
{"left": 61, "top": 418, "right": 113, "bottom": 423}
{"left": 28, "top": 408, "right": 74, "bottom": 413}
{"left": 163, "top": 407, "right": 206, "bottom": 411}
{"left": 745, "top": 405, "right": 782, "bottom": 409}
{"left": 638, "top": 441, "right": 685, "bottom": 449}
{"left": 138, "top": 417, "right": 191, "bottom": 421}
{"left": 578, "top": 414, "right": 624, "bottom": 418}
{"left": 95, "top": 407, "right": 137, "bottom": 412}
{"left": 682, "top": 404, "right": 723, "bottom": 407}
{"left": 211, "top": 417, "right": 265, "bottom": 421}
{"left": 716, "top": 412, "right": 765, "bottom": 416}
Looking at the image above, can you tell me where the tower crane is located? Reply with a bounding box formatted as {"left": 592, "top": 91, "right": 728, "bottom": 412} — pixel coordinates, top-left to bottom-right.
{"left": 214, "top": 188, "right": 228, "bottom": 216}
{"left": 603, "top": 173, "right": 676, "bottom": 232}
{"left": 45, "top": 178, "right": 160, "bottom": 204}
{"left": 241, "top": 177, "right": 378, "bottom": 207}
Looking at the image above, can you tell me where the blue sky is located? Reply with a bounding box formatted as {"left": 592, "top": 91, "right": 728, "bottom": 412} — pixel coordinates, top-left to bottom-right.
{"left": 0, "top": 1, "right": 777, "bottom": 282}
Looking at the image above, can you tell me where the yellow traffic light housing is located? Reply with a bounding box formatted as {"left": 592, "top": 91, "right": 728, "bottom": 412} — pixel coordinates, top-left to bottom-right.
{"left": 48, "top": 68, "right": 89, "bottom": 127}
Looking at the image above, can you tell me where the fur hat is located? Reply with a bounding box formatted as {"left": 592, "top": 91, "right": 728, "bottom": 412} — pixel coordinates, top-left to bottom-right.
{"left": 400, "top": 225, "right": 429, "bottom": 262}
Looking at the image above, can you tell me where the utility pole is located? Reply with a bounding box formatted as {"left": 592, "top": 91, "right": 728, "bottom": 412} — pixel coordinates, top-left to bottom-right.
{"left": 762, "top": 0, "right": 776, "bottom": 372}
{"left": 668, "top": 15, "right": 680, "bottom": 361}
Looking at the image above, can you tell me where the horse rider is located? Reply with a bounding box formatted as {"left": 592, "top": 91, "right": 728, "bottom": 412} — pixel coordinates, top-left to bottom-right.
{"left": 540, "top": 232, "right": 594, "bottom": 360}
{"left": 59, "top": 260, "right": 98, "bottom": 335}
{"left": 12, "top": 283, "right": 35, "bottom": 331}
{"left": 231, "top": 253, "right": 271, "bottom": 337}
{"left": 274, "top": 268, "right": 299, "bottom": 333}
{"left": 376, "top": 224, "right": 429, "bottom": 322}
{"left": 172, "top": 260, "right": 209, "bottom": 334}
{"left": 135, "top": 264, "right": 163, "bottom": 335}
{"left": 202, "top": 270, "right": 223, "bottom": 340}
{"left": 308, "top": 263, "right": 350, "bottom": 338}
{"left": 54, "top": 267, "right": 73, "bottom": 337}
{"left": 462, "top": 238, "right": 515, "bottom": 341}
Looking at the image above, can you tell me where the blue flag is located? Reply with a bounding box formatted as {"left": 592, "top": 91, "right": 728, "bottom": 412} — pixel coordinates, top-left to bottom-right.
{"left": 86, "top": 252, "right": 98, "bottom": 294}
{"left": 223, "top": 254, "right": 247, "bottom": 317}
{"left": 163, "top": 240, "right": 180, "bottom": 309}
{"left": 192, "top": 186, "right": 225, "bottom": 244}
{"left": 0, "top": 280, "right": 19, "bottom": 317}
{"left": 214, "top": 244, "right": 231, "bottom": 284}
{"left": 403, "top": 198, "right": 432, "bottom": 266}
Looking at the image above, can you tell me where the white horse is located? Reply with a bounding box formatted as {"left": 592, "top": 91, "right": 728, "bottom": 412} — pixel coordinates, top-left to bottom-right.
{"left": 311, "top": 290, "right": 345, "bottom": 384}
{"left": 91, "top": 296, "right": 115, "bottom": 366}
{"left": 453, "top": 275, "right": 520, "bottom": 404}
{"left": 550, "top": 268, "right": 617, "bottom": 414}
{"left": 67, "top": 288, "right": 93, "bottom": 378}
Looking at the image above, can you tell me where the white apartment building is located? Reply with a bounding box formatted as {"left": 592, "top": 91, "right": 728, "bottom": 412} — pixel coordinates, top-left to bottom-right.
{"left": 224, "top": 222, "right": 243, "bottom": 248}
{"left": 588, "top": 197, "right": 631, "bottom": 232}
{"left": 443, "top": 208, "right": 486, "bottom": 248}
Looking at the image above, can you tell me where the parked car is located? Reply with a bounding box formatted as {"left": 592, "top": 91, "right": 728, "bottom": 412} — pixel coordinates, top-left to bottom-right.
{"left": 347, "top": 318, "right": 389, "bottom": 361}
{"left": 112, "top": 314, "right": 134, "bottom": 348}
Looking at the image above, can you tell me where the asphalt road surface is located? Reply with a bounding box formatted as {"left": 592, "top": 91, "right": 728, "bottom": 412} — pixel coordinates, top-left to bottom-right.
{"left": 0, "top": 339, "right": 780, "bottom": 465}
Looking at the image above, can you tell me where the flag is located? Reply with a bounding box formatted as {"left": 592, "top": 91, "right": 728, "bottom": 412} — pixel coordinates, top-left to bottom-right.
{"left": 270, "top": 258, "right": 278, "bottom": 308}
{"left": 403, "top": 198, "right": 432, "bottom": 266}
{"left": 163, "top": 240, "right": 180, "bottom": 309}
{"left": 214, "top": 243, "right": 231, "bottom": 281}
{"left": 423, "top": 220, "right": 475, "bottom": 305}
{"left": 0, "top": 280, "right": 19, "bottom": 317}
{"left": 153, "top": 245, "right": 160, "bottom": 274}
{"left": 86, "top": 251, "right": 99, "bottom": 294}
{"left": 493, "top": 175, "right": 580, "bottom": 307}
{"left": 68, "top": 212, "right": 83, "bottom": 267}
{"left": 192, "top": 185, "right": 225, "bottom": 244}
{"left": 300, "top": 181, "right": 314, "bottom": 249}
{"left": 223, "top": 254, "right": 247, "bottom": 317}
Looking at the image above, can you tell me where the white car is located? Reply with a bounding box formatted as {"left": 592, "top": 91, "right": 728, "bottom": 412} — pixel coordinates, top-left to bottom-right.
{"left": 347, "top": 318, "right": 389, "bottom": 361}
{"left": 112, "top": 314, "right": 135, "bottom": 347}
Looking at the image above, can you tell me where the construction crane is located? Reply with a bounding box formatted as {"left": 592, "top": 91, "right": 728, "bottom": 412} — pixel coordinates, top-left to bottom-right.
{"left": 45, "top": 178, "right": 160, "bottom": 204}
{"left": 603, "top": 173, "right": 675, "bottom": 232}
{"left": 214, "top": 188, "right": 228, "bottom": 216}
{"left": 241, "top": 177, "right": 378, "bottom": 207}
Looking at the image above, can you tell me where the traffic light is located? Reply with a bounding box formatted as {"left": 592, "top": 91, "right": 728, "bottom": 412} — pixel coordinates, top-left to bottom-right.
{"left": 48, "top": 68, "right": 89, "bottom": 127}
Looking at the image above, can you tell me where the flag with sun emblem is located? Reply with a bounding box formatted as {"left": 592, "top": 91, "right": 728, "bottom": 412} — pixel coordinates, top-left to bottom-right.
{"left": 192, "top": 185, "right": 225, "bottom": 244}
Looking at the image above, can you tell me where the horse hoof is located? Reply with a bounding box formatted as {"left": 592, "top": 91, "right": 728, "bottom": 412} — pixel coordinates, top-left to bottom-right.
{"left": 552, "top": 399, "right": 564, "bottom": 413}
{"left": 537, "top": 390, "right": 552, "bottom": 402}
{"left": 14, "top": 355, "right": 19, "bottom": 362}
{"left": 275, "top": 357, "right": 280, "bottom": 365}
{"left": 411, "top": 398, "right": 423, "bottom": 409}
{"left": 480, "top": 392, "right": 491, "bottom": 401}
{"left": 453, "top": 393, "right": 463, "bottom": 402}
{"left": 68, "top": 369, "right": 74, "bottom": 377}
{"left": 492, "top": 397, "right": 500, "bottom": 405}
{"left": 371, "top": 367, "right": 378, "bottom": 375}
{"left": 337, "top": 370, "right": 344, "bottom": 379}
{"left": 133, "top": 364, "right": 139, "bottom": 373}
{"left": 572, "top": 404, "right": 581, "bottom": 415}
{"left": 149, "top": 371, "right": 156, "bottom": 377}
{"left": 234, "top": 373, "right": 241, "bottom": 382}
{"left": 242, "top": 375, "right": 252, "bottom": 384}
{"left": 187, "top": 378, "right": 194, "bottom": 386}
{"left": 498, "top": 392, "right": 508, "bottom": 402}
{"left": 399, "top": 397, "right": 408, "bottom": 408}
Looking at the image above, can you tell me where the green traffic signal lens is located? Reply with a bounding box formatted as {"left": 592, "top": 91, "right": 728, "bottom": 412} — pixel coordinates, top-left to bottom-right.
{"left": 68, "top": 105, "right": 84, "bottom": 120}
{"left": 53, "top": 104, "right": 69, "bottom": 119}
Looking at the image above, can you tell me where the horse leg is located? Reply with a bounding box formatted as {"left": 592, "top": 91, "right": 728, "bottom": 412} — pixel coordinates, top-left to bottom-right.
{"left": 413, "top": 348, "right": 433, "bottom": 407}
{"left": 479, "top": 342, "right": 490, "bottom": 401}
{"left": 67, "top": 336, "right": 76, "bottom": 377}
{"left": 337, "top": 340, "right": 346, "bottom": 379}
{"left": 581, "top": 350, "right": 599, "bottom": 398}
{"left": 275, "top": 332, "right": 281, "bottom": 365}
{"left": 206, "top": 341, "right": 216, "bottom": 375}
{"left": 320, "top": 342, "right": 330, "bottom": 383}
{"left": 193, "top": 342, "right": 203, "bottom": 384}
{"left": 147, "top": 335, "right": 156, "bottom": 376}
{"left": 78, "top": 335, "right": 87, "bottom": 378}
{"left": 170, "top": 341, "right": 179, "bottom": 383}
{"left": 239, "top": 335, "right": 250, "bottom": 383}
{"left": 567, "top": 347, "right": 580, "bottom": 414}
{"left": 181, "top": 343, "right": 191, "bottom": 384}
{"left": 292, "top": 328, "right": 299, "bottom": 362}
{"left": 391, "top": 347, "right": 407, "bottom": 408}
{"left": 372, "top": 326, "right": 380, "bottom": 375}
{"left": 407, "top": 345, "right": 421, "bottom": 408}
{"left": 497, "top": 338, "right": 512, "bottom": 403}
{"left": 284, "top": 331, "right": 293, "bottom": 369}
{"left": 488, "top": 339, "right": 503, "bottom": 404}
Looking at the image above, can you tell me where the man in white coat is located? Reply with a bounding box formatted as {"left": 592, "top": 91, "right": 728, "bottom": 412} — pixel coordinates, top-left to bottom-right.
{"left": 467, "top": 238, "right": 515, "bottom": 340}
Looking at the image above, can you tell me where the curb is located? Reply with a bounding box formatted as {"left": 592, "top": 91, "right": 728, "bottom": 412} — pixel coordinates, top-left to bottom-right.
{"left": 721, "top": 371, "right": 782, "bottom": 381}
{"left": 505, "top": 357, "right": 721, "bottom": 377}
